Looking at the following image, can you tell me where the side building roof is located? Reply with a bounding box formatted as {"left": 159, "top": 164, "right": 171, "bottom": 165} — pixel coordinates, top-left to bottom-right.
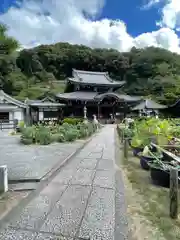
{"left": 132, "top": 99, "right": 167, "bottom": 110}
{"left": 67, "top": 69, "right": 125, "bottom": 87}
{"left": 26, "top": 96, "right": 65, "bottom": 107}
{"left": 0, "top": 90, "right": 27, "bottom": 108}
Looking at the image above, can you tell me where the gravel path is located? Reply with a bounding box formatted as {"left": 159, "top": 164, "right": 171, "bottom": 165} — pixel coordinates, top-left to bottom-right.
{"left": 0, "top": 125, "right": 128, "bottom": 240}
{"left": 0, "top": 130, "right": 85, "bottom": 181}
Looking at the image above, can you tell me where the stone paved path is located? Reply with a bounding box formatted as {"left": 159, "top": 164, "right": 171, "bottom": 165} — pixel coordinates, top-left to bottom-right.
{"left": 0, "top": 125, "right": 128, "bottom": 240}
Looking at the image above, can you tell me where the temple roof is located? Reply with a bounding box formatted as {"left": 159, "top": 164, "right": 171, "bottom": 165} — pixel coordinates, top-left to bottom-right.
{"left": 168, "top": 99, "right": 180, "bottom": 108}
{"left": 56, "top": 91, "right": 142, "bottom": 102}
{"left": 26, "top": 97, "right": 65, "bottom": 107}
{"left": 132, "top": 99, "right": 167, "bottom": 110}
{"left": 67, "top": 69, "right": 125, "bottom": 86}
{"left": 56, "top": 91, "right": 97, "bottom": 101}
{"left": 0, "top": 90, "right": 27, "bottom": 108}
{"left": 95, "top": 93, "right": 142, "bottom": 102}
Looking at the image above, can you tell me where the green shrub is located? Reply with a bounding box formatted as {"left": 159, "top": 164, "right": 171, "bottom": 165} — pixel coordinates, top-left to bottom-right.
{"left": 21, "top": 126, "right": 37, "bottom": 143}
{"left": 35, "top": 126, "right": 52, "bottom": 145}
{"left": 64, "top": 129, "right": 79, "bottom": 141}
{"left": 62, "top": 117, "right": 83, "bottom": 125}
{"left": 87, "top": 123, "right": 96, "bottom": 135}
{"left": 18, "top": 120, "right": 25, "bottom": 129}
{"left": 21, "top": 137, "right": 33, "bottom": 145}
{"left": 20, "top": 120, "right": 98, "bottom": 145}
{"left": 51, "top": 133, "right": 65, "bottom": 142}
{"left": 78, "top": 127, "right": 89, "bottom": 138}
{"left": 61, "top": 122, "right": 71, "bottom": 130}
{"left": 21, "top": 125, "right": 52, "bottom": 145}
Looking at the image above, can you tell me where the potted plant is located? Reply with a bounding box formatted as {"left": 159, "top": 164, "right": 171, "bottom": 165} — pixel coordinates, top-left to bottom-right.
{"left": 149, "top": 154, "right": 180, "bottom": 187}
{"left": 149, "top": 161, "right": 172, "bottom": 187}
{"left": 139, "top": 146, "right": 163, "bottom": 171}
{"left": 131, "top": 135, "right": 144, "bottom": 156}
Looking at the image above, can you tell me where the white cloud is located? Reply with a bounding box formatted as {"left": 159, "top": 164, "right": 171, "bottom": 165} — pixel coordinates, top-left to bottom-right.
{"left": 159, "top": 0, "right": 180, "bottom": 30}
{"left": 145, "top": 0, "right": 180, "bottom": 30}
{"left": 0, "top": 0, "right": 180, "bottom": 53}
{"left": 142, "top": 0, "right": 161, "bottom": 10}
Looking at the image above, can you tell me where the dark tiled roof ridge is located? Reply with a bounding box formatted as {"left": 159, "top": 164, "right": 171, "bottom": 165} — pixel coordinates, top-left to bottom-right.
{"left": 73, "top": 69, "right": 108, "bottom": 75}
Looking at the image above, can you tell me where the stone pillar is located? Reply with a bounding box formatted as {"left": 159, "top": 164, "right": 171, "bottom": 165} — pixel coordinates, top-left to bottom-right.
{"left": 0, "top": 165, "right": 8, "bottom": 193}
{"left": 83, "top": 104, "right": 88, "bottom": 124}
{"left": 83, "top": 105, "right": 87, "bottom": 119}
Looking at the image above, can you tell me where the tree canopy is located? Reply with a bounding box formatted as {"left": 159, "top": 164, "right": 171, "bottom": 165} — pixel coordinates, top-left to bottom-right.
{"left": 0, "top": 34, "right": 180, "bottom": 104}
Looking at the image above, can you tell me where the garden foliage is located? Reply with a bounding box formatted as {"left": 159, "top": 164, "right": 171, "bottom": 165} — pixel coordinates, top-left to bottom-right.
{"left": 20, "top": 121, "right": 99, "bottom": 145}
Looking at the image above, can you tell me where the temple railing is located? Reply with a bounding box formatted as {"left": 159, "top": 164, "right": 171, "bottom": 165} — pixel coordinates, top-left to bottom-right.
{"left": 0, "top": 120, "right": 18, "bottom": 130}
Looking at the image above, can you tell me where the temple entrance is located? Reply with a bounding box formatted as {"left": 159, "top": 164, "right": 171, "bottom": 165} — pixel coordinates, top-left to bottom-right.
{"left": 98, "top": 95, "right": 118, "bottom": 120}
{"left": 0, "top": 112, "right": 9, "bottom": 122}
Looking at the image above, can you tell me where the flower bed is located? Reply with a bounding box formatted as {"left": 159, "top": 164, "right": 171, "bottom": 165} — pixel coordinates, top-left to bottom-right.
{"left": 117, "top": 117, "right": 180, "bottom": 187}
{"left": 20, "top": 121, "right": 99, "bottom": 145}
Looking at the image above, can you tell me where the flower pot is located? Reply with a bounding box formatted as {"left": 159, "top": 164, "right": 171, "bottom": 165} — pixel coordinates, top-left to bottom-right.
{"left": 150, "top": 167, "right": 170, "bottom": 187}
{"left": 132, "top": 147, "right": 143, "bottom": 156}
{"left": 162, "top": 151, "right": 173, "bottom": 162}
{"left": 140, "top": 156, "right": 154, "bottom": 170}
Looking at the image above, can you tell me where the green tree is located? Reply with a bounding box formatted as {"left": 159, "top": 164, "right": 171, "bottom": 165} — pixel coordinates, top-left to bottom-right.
{"left": 0, "top": 24, "right": 20, "bottom": 55}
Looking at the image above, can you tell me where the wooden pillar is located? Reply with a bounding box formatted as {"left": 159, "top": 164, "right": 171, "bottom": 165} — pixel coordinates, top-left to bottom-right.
{"left": 170, "top": 168, "right": 178, "bottom": 219}
{"left": 58, "top": 107, "right": 63, "bottom": 121}
{"left": 26, "top": 106, "right": 30, "bottom": 126}
{"left": 124, "top": 138, "right": 128, "bottom": 160}
{"left": 98, "top": 103, "right": 100, "bottom": 119}
{"left": 61, "top": 108, "right": 63, "bottom": 120}
{"left": 124, "top": 102, "right": 128, "bottom": 119}
{"left": 25, "top": 98, "right": 31, "bottom": 126}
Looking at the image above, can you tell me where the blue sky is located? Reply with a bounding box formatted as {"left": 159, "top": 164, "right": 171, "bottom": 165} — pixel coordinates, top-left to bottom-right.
{"left": 0, "top": 0, "right": 179, "bottom": 53}
{"left": 99, "top": 0, "right": 161, "bottom": 36}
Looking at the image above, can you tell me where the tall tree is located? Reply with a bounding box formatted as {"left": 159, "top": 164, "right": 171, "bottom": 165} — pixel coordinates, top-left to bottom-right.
{"left": 0, "top": 24, "right": 20, "bottom": 55}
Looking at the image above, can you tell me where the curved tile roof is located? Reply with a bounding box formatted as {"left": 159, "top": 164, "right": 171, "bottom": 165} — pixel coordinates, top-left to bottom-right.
{"left": 68, "top": 69, "right": 125, "bottom": 86}
{"left": 132, "top": 99, "right": 167, "bottom": 110}
{"left": 95, "top": 92, "right": 142, "bottom": 102}
{"left": 56, "top": 91, "right": 98, "bottom": 101}
{"left": 0, "top": 90, "right": 27, "bottom": 108}
{"left": 56, "top": 91, "right": 142, "bottom": 102}
{"left": 26, "top": 97, "right": 65, "bottom": 107}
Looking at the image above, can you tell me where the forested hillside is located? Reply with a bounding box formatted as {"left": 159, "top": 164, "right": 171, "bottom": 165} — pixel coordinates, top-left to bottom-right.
{"left": 1, "top": 24, "right": 180, "bottom": 104}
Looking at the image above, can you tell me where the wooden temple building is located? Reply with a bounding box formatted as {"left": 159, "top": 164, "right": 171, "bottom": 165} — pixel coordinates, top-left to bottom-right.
{"left": 0, "top": 69, "right": 172, "bottom": 128}
{"left": 55, "top": 69, "right": 142, "bottom": 120}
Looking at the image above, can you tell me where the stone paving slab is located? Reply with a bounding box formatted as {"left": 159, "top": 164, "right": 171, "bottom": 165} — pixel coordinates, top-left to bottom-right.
{"left": 0, "top": 131, "right": 86, "bottom": 181}
{"left": 97, "top": 159, "right": 114, "bottom": 171}
{"left": 40, "top": 185, "right": 91, "bottom": 237}
{"left": 35, "top": 233, "right": 73, "bottom": 240}
{"left": 8, "top": 183, "right": 67, "bottom": 230}
{"left": 85, "top": 152, "right": 103, "bottom": 159}
{"left": 0, "top": 228, "right": 38, "bottom": 240}
{"left": 70, "top": 168, "right": 96, "bottom": 186}
{"left": 93, "top": 170, "right": 115, "bottom": 189}
{"left": 78, "top": 187, "right": 115, "bottom": 240}
{"left": 51, "top": 167, "right": 76, "bottom": 185}
{"left": 78, "top": 158, "right": 98, "bottom": 170}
